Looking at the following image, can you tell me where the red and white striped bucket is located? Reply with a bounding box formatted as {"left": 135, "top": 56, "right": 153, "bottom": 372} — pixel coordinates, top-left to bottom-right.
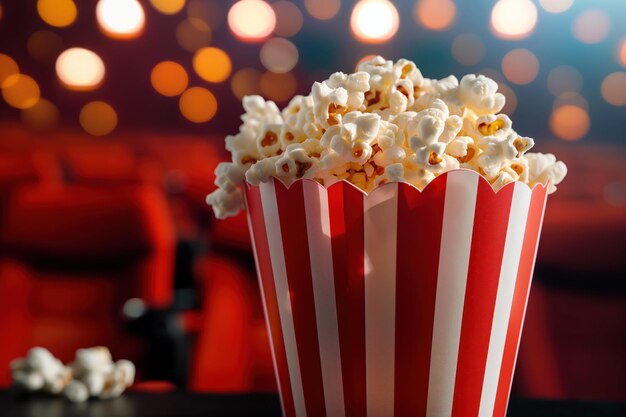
{"left": 244, "top": 169, "right": 548, "bottom": 417}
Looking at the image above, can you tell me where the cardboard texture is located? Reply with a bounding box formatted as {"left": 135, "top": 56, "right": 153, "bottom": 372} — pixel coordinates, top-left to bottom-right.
{"left": 244, "top": 170, "right": 548, "bottom": 417}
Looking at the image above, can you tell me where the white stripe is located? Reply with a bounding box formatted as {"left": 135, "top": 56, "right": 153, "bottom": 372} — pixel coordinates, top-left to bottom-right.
{"left": 503, "top": 188, "right": 549, "bottom": 417}
{"left": 244, "top": 190, "right": 286, "bottom": 417}
{"left": 478, "top": 182, "right": 532, "bottom": 417}
{"left": 260, "top": 180, "right": 307, "bottom": 417}
{"left": 426, "top": 171, "right": 479, "bottom": 417}
{"left": 363, "top": 183, "right": 398, "bottom": 417}
{"left": 303, "top": 181, "right": 346, "bottom": 417}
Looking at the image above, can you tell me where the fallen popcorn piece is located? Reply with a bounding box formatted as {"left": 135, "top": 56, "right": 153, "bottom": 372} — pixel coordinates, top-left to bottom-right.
{"left": 10, "top": 348, "right": 71, "bottom": 394}
{"left": 63, "top": 347, "right": 135, "bottom": 403}
{"left": 206, "top": 56, "right": 568, "bottom": 219}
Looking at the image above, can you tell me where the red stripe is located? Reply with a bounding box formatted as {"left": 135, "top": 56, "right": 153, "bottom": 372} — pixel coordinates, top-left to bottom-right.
{"left": 451, "top": 180, "right": 515, "bottom": 417}
{"left": 244, "top": 184, "right": 296, "bottom": 417}
{"left": 492, "top": 185, "right": 548, "bottom": 417}
{"left": 328, "top": 182, "right": 366, "bottom": 417}
{"left": 394, "top": 178, "right": 447, "bottom": 416}
{"left": 274, "top": 180, "right": 327, "bottom": 417}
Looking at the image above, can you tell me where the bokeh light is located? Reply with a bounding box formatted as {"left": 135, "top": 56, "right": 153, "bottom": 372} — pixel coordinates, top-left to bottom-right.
{"left": 618, "top": 39, "right": 626, "bottom": 67}
{"left": 2, "top": 74, "right": 40, "bottom": 110}
{"left": 547, "top": 66, "right": 582, "bottom": 96}
{"left": 272, "top": 1, "right": 303, "bottom": 38}
{"left": 27, "top": 31, "right": 64, "bottom": 63}
{"left": 193, "top": 47, "right": 231, "bottom": 83}
{"left": 150, "top": 0, "right": 185, "bottom": 15}
{"left": 228, "top": 0, "right": 276, "bottom": 42}
{"left": 305, "top": 0, "right": 341, "bottom": 20}
{"left": 539, "top": 0, "right": 573, "bottom": 14}
{"left": 80, "top": 101, "right": 118, "bottom": 136}
{"left": 187, "top": 0, "right": 223, "bottom": 29}
{"left": 151, "top": 61, "right": 188, "bottom": 97}
{"left": 231, "top": 68, "right": 262, "bottom": 100}
{"left": 351, "top": 0, "right": 399, "bottom": 43}
{"left": 176, "top": 18, "right": 211, "bottom": 52}
{"left": 451, "top": 34, "right": 485, "bottom": 66}
{"left": 260, "top": 71, "right": 297, "bottom": 102}
{"left": 179, "top": 87, "right": 218, "bottom": 122}
{"left": 0, "top": 3, "right": 3, "bottom": 22}
{"left": 260, "top": 38, "right": 299, "bottom": 74}
{"left": 20, "top": 98, "right": 60, "bottom": 130}
{"left": 0, "top": 53, "right": 19, "bottom": 86}
{"left": 601, "top": 72, "right": 626, "bottom": 106}
{"left": 550, "top": 105, "right": 589, "bottom": 141}
{"left": 501, "top": 48, "right": 539, "bottom": 85}
{"left": 56, "top": 48, "right": 106, "bottom": 91}
{"left": 414, "top": 0, "right": 456, "bottom": 32}
{"left": 554, "top": 92, "right": 588, "bottom": 111}
{"left": 498, "top": 83, "right": 517, "bottom": 115}
{"left": 96, "top": 0, "right": 145, "bottom": 39}
{"left": 37, "top": 0, "right": 77, "bottom": 28}
{"left": 572, "top": 10, "right": 611, "bottom": 44}
{"left": 490, "top": 0, "right": 537, "bottom": 40}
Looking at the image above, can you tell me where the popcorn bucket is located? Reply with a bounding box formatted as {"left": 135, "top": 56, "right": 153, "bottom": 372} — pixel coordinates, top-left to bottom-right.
{"left": 243, "top": 169, "right": 548, "bottom": 417}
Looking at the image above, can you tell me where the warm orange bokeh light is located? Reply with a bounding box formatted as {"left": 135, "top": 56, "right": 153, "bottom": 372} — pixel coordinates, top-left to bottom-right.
{"left": 304, "top": 0, "right": 340, "bottom": 20}
{"left": 80, "top": 101, "right": 118, "bottom": 136}
{"left": 179, "top": 87, "right": 218, "bottom": 123}
{"left": 351, "top": 0, "right": 399, "bottom": 43}
{"left": 619, "top": 40, "right": 626, "bottom": 66}
{"left": 491, "top": 0, "right": 537, "bottom": 40}
{"left": 2, "top": 74, "right": 41, "bottom": 110}
{"left": 96, "top": 0, "right": 145, "bottom": 39}
{"left": 260, "top": 71, "right": 297, "bottom": 102}
{"left": 502, "top": 48, "right": 539, "bottom": 85}
{"left": 0, "top": 53, "right": 19, "bottom": 86}
{"left": 550, "top": 105, "right": 589, "bottom": 141}
{"left": 150, "top": 0, "right": 186, "bottom": 15}
{"left": 260, "top": 38, "right": 299, "bottom": 73}
{"left": 56, "top": 48, "right": 105, "bottom": 91}
{"left": 231, "top": 68, "right": 262, "bottom": 100}
{"left": 27, "top": 31, "right": 64, "bottom": 63}
{"left": 272, "top": 1, "right": 303, "bottom": 37}
{"left": 415, "top": 0, "right": 456, "bottom": 31}
{"left": 572, "top": 10, "right": 610, "bottom": 44}
{"left": 547, "top": 66, "right": 582, "bottom": 97}
{"left": 151, "top": 61, "right": 189, "bottom": 97}
{"left": 176, "top": 18, "right": 211, "bottom": 52}
{"left": 37, "top": 0, "right": 77, "bottom": 28}
{"left": 193, "top": 47, "right": 232, "bottom": 83}
{"left": 601, "top": 72, "right": 626, "bottom": 106}
{"left": 228, "top": 0, "right": 276, "bottom": 42}
{"left": 539, "top": 0, "right": 573, "bottom": 13}
{"left": 452, "top": 34, "right": 485, "bottom": 66}
{"left": 21, "top": 98, "right": 60, "bottom": 130}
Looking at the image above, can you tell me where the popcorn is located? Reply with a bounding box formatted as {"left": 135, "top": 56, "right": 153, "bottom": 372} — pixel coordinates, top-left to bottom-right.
{"left": 9, "top": 346, "right": 135, "bottom": 404}
{"left": 10, "top": 348, "right": 71, "bottom": 394}
{"left": 64, "top": 347, "right": 135, "bottom": 403}
{"left": 206, "top": 56, "right": 568, "bottom": 218}
{"left": 458, "top": 74, "right": 505, "bottom": 116}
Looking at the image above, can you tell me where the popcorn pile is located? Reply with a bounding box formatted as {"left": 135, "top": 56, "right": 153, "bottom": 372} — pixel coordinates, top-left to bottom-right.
{"left": 10, "top": 347, "right": 135, "bottom": 403}
{"left": 207, "top": 56, "right": 567, "bottom": 219}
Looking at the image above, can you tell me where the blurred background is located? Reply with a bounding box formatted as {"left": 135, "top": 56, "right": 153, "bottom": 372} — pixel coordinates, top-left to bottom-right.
{"left": 0, "top": 0, "right": 624, "bottom": 402}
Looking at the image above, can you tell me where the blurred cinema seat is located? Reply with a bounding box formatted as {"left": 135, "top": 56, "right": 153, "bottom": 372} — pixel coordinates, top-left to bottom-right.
{"left": 0, "top": 184, "right": 176, "bottom": 386}
{"left": 516, "top": 144, "right": 626, "bottom": 402}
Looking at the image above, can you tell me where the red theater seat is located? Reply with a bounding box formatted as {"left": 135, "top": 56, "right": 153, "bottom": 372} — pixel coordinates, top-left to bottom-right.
{"left": 0, "top": 184, "right": 176, "bottom": 386}
{"left": 188, "top": 256, "right": 274, "bottom": 392}
{"left": 62, "top": 144, "right": 161, "bottom": 185}
{"left": 516, "top": 282, "right": 626, "bottom": 402}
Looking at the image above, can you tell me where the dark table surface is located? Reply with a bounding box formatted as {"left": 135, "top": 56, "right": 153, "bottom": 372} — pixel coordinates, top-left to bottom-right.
{"left": 1, "top": 390, "right": 625, "bottom": 417}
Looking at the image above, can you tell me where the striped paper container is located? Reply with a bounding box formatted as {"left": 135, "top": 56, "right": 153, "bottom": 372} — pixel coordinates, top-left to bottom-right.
{"left": 243, "top": 169, "right": 548, "bottom": 417}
